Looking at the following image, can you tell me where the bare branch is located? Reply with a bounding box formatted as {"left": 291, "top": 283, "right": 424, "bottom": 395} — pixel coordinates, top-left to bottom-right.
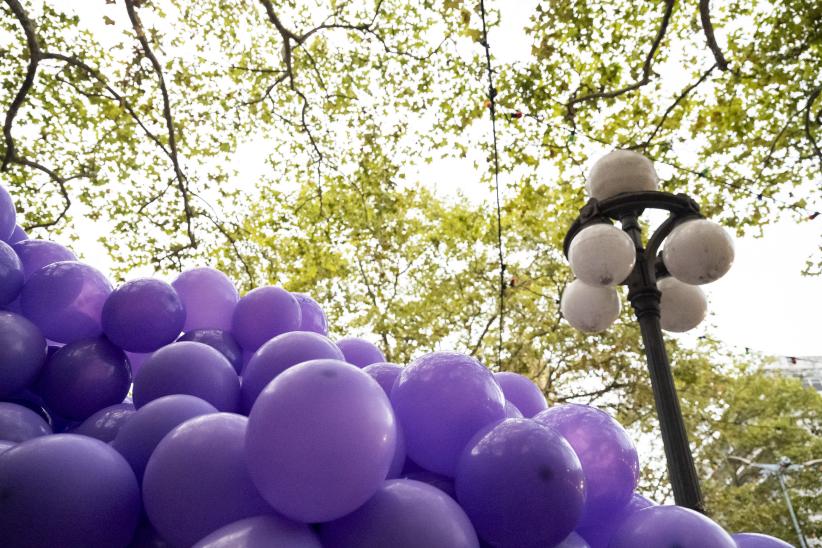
{"left": 699, "top": 0, "right": 729, "bottom": 71}
{"left": 804, "top": 84, "right": 822, "bottom": 175}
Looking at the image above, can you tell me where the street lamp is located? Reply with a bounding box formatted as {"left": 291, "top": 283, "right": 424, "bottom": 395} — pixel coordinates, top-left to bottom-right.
{"left": 561, "top": 149, "right": 736, "bottom": 513}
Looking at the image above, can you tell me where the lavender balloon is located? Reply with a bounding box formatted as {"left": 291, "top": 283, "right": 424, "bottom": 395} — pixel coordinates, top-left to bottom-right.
{"left": 132, "top": 341, "right": 240, "bottom": 412}
{"left": 37, "top": 336, "right": 132, "bottom": 420}
{"left": 455, "top": 419, "right": 585, "bottom": 548}
{"left": 337, "top": 336, "right": 386, "bottom": 367}
{"left": 0, "top": 434, "right": 140, "bottom": 548}
{"left": 363, "top": 362, "right": 403, "bottom": 394}
{"left": 12, "top": 239, "right": 76, "bottom": 280}
{"left": 178, "top": 329, "right": 243, "bottom": 373}
{"left": 293, "top": 292, "right": 329, "bottom": 335}
{"left": 493, "top": 372, "right": 547, "bottom": 418}
{"left": 0, "top": 184, "right": 15, "bottom": 240}
{"left": 143, "top": 413, "right": 272, "bottom": 548}
{"left": 193, "top": 515, "right": 322, "bottom": 548}
{"left": 6, "top": 224, "right": 27, "bottom": 244}
{"left": 102, "top": 278, "right": 186, "bottom": 352}
{"left": 172, "top": 267, "right": 238, "bottom": 332}
{"left": 21, "top": 261, "right": 112, "bottom": 343}
{"left": 576, "top": 493, "right": 654, "bottom": 548}
{"left": 732, "top": 533, "right": 794, "bottom": 548}
{"left": 0, "top": 402, "right": 51, "bottom": 442}
{"left": 610, "top": 506, "right": 735, "bottom": 548}
{"left": 232, "top": 286, "right": 301, "bottom": 351}
{"left": 241, "top": 330, "right": 344, "bottom": 413}
{"left": 534, "top": 404, "right": 639, "bottom": 527}
{"left": 0, "top": 311, "right": 46, "bottom": 398}
{"left": 112, "top": 394, "right": 218, "bottom": 482}
{"left": 70, "top": 402, "right": 135, "bottom": 442}
{"left": 391, "top": 351, "right": 506, "bottom": 476}
{"left": 246, "top": 359, "right": 397, "bottom": 522}
{"left": 504, "top": 400, "right": 524, "bottom": 418}
{"left": 0, "top": 240, "right": 23, "bottom": 305}
{"left": 321, "top": 479, "right": 479, "bottom": 548}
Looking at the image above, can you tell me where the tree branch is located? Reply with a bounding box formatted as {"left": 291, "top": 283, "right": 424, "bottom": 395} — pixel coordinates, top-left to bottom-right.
{"left": 804, "top": 84, "right": 822, "bottom": 175}
{"left": 698, "top": 0, "right": 729, "bottom": 71}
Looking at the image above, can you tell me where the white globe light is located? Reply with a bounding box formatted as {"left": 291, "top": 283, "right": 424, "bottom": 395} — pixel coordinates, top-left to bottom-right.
{"left": 658, "top": 276, "right": 707, "bottom": 332}
{"left": 560, "top": 279, "right": 621, "bottom": 333}
{"left": 662, "top": 219, "right": 734, "bottom": 285}
{"left": 569, "top": 224, "right": 636, "bottom": 286}
{"left": 587, "top": 149, "right": 659, "bottom": 200}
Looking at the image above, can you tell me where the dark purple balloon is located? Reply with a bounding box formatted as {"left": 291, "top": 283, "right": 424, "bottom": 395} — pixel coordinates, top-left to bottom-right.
{"left": 232, "top": 286, "right": 301, "bottom": 351}
{"left": 102, "top": 278, "right": 186, "bottom": 352}
{"left": 129, "top": 519, "right": 173, "bottom": 548}
{"left": 143, "top": 413, "right": 272, "bottom": 548}
{"left": 193, "top": 515, "right": 322, "bottom": 548}
{"left": 0, "top": 240, "right": 23, "bottom": 305}
{"left": 37, "top": 336, "right": 132, "bottom": 420}
{"left": 493, "top": 372, "right": 547, "bottom": 418}
{"left": 610, "top": 505, "right": 735, "bottom": 548}
{"left": 21, "top": 261, "right": 112, "bottom": 343}
{"left": 337, "top": 337, "right": 386, "bottom": 367}
{"left": 576, "top": 493, "right": 654, "bottom": 548}
{"left": 172, "top": 267, "right": 238, "bottom": 332}
{"left": 732, "top": 533, "right": 794, "bottom": 548}
{"left": 292, "top": 292, "right": 329, "bottom": 336}
{"left": 0, "top": 402, "right": 51, "bottom": 441}
{"left": 241, "top": 330, "right": 344, "bottom": 413}
{"left": 391, "top": 351, "right": 506, "bottom": 477}
{"left": 70, "top": 402, "right": 135, "bottom": 442}
{"left": 6, "top": 224, "right": 28, "bottom": 244}
{"left": 0, "top": 434, "right": 141, "bottom": 548}
{"left": 0, "top": 184, "right": 15, "bottom": 241}
{"left": 112, "top": 394, "right": 218, "bottom": 482}
{"left": 0, "top": 311, "right": 46, "bottom": 398}
{"left": 126, "top": 350, "right": 151, "bottom": 376}
{"left": 133, "top": 341, "right": 240, "bottom": 412}
{"left": 178, "top": 329, "right": 243, "bottom": 373}
{"left": 11, "top": 239, "right": 76, "bottom": 280}
{"left": 2, "top": 388, "right": 51, "bottom": 424}
{"left": 455, "top": 419, "right": 586, "bottom": 548}
{"left": 363, "top": 362, "right": 403, "bottom": 395}
{"left": 556, "top": 532, "right": 590, "bottom": 548}
{"left": 402, "top": 470, "right": 456, "bottom": 499}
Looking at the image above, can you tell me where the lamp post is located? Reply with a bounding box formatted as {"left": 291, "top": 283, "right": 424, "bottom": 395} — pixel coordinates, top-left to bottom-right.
{"left": 561, "top": 150, "right": 735, "bottom": 513}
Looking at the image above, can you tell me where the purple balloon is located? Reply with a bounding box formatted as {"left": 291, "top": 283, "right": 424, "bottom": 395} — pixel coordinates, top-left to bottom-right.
{"left": 112, "top": 394, "right": 218, "bottom": 482}
{"left": 129, "top": 519, "right": 172, "bottom": 548}
{"left": 6, "top": 224, "right": 28, "bottom": 244}
{"left": 126, "top": 350, "right": 151, "bottom": 376}
{"left": 178, "top": 329, "right": 243, "bottom": 373}
{"left": 11, "top": 239, "right": 76, "bottom": 280}
{"left": 0, "top": 311, "right": 46, "bottom": 398}
{"left": 493, "top": 372, "right": 547, "bottom": 418}
{"left": 576, "top": 493, "right": 654, "bottom": 548}
{"left": 70, "top": 402, "right": 135, "bottom": 442}
{"left": 102, "top": 278, "right": 186, "bottom": 352}
{"left": 0, "top": 184, "right": 15, "bottom": 241}
{"left": 143, "top": 413, "right": 272, "bottom": 548}
{"left": 0, "top": 240, "right": 23, "bottom": 305}
{"left": 0, "top": 402, "right": 51, "bottom": 441}
{"left": 241, "top": 331, "right": 344, "bottom": 413}
{"left": 193, "top": 515, "right": 322, "bottom": 548}
{"left": 732, "top": 533, "right": 795, "bottom": 548}
{"left": 391, "top": 351, "right": 506, "bottom": 476}
{"left": 0, "top": 434, "right": 140, "bottom": 548}
{"left": 455, "top": 418, "right": 586, "bottom": 548}
{"left": 246, "top": 359, "right": 397, "bottom": 522}
{"left": 21, "top": 261, "right": 112, "bottom": 343}
{"left": 133, "top": 341, "right": 240, "bottom": 412}
{"left": 172, "top": 267, "right": 238, "bottom": 332}
{"left": 402, "top": 469, "right": 456, "bottom": 498}
{"left": 2, "top": 388, "right": 51, "bottom": 424}
{"left": 232, "top": 286, "right": 301, "bottom": 351}
{"left": 363, "top": 362, "right": 403, "bottom": 394}
{"left": 387, "top": 422, "right": 407, "bottom": 479}
{"left": 556, "top": 532, "right": 590, "bottom": 548}
{"left": 37, "top": 336, "right": 132, "bottom": 420}
{"left": 534, "top": 404, "right": 639, "bottom": 527}
{"left": 292, "top": 292, "right": 329, "bottom": 336}
{"left": 610, "top": 505, "right": 735, "bottom": 548}
{"left": 337, "top": 337, "right": 385, "bottom": 367}
{"left": 504, "top": 400, "right": 524, "bottom": 418}
{"left": 0, "top": 439, "right": 14, "bottom": 454}
{"left": 321, "top": 479, "right": 479, "bottom": 548}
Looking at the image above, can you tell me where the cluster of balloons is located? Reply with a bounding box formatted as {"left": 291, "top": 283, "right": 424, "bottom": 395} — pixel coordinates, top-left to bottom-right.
{"left": 0, "top": 181, "right": 792, "bottom": 547}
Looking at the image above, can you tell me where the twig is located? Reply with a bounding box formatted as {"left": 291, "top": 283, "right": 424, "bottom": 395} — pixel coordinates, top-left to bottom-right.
{"left": 698, "top": 0, "right": 729, "bottom": 71}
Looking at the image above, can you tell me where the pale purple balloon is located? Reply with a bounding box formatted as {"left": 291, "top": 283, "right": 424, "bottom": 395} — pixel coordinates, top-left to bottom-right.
{"left": 241, "top": 330, "right": 344, "bottom": 413}
{"left": 0, "top": 240, "right": 23, "bottom": 305}
{"left": 246, "top": 359, "right": 397, "bottom": 523}
{"left": 493, "top": 372, "right": 547, "bottom": 418}
{"left": 0, "top": 440, "right": 14, "bottom": 454}
{"left": 6, "top": 224, "right": 28, "bottom": 244}
{"left": 11, "top": 239, "right": 76, "bottom": 280}
{"left": 193, "top": 515, "right": 322, "bottom": 548}
{"left": 732, "top": 533, "right": 794, "bottom": 548}
{"left": 21, "top": 261, "right": 112, "bottom": 343}
{"left": 292, "top": 292, "right": 329, "bottom": 336}
{"left": 455, "top": 418, "right": 586, "bottom": 548}
{"left": 178, "top": 329, "right": 243, "bottom": 373}
{"left": 0, "top": 311, "right": 46, "bottom": 398}
{"left": 504, "top": 400, "right": 524, "bottom": 418}
{"left": 232, "top": 286, "right": 301, "bottom": 351}
{"left": 70, "top": 402, "right": 135, "bottom": 443}
{"left": 391, "top": 351, "right": 506, "bottom": 477}
{"left": 0, "top": 402, "right": 51, "bottom": 442}
{"left": 363, "top": 362, "right": 403, "bottom": 394}
{"left": 321, "top": 479, "right": 479, "bottom": 548}
{"left": 576, "top": 493, "right": 654, "bottom": 548}
{"left": 534, "top": 404, "right": 639, "bottom": 528}
{"left": 0, "top": 184, "right": 15, "bottom": 241}
{"left": 0, "top": 434, "right": 140, "bottom": 548}
{"left": 37, "top": 336, "right": 132, "bottom": 420}
{"left": 337, "top": 337, "right": 385, "bottom": 367}
{"left": 143, "top": 413, "right": 272, "bottom": 548}
{"left": 102, "top": 278, "right": 186, "bottom": 352}
{"left": 133, "top": 341, "right": 240, "bottom": 412}
{"left": 172, "top": 267, "right": 238, "bottom": 332}
{"left": 610, "top": 506, "right": 736, "bottom": 548}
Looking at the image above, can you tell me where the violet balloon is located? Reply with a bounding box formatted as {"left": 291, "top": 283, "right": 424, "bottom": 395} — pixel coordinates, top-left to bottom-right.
{"left": 556, "top": 532, "right": 591, "bottom": 548}
{"left": 6, "top": 224, "right": 28, "bottom": 244}
{"left": 132, "top": 341, "right": 240, "bottom": 412}
{"left": 178, "top": 328, "right": 243, "bottom": 373}
{"left": 337, "top": 336, "right": 386, "bottom": 367}
{"left": 504, "top": 400, "right": 524, "bottom": 418}
{"left": 493, "top": 371, "right": 547, "bottom": 418}
{"left": 363, "top": 362, "right": 403, "bottom": 395}
{"left": 0, "top": 434, "right": 140, "bottom": 548}
{"left": 241, "top": 330, "right": 344, "bottom": 413}
{"left": 21, "top": 261, "right": 112, "bottom": 343}
{"left": 0, "top": 240, "right": 23, "bottom": 305}
{"left": 0, "top": 402, "right": 51, "bottom": 442}
{"left": 292, "top": 292, "right": 329, "bottom": 335}
{"left": 0, "top": 184, "right": 15, "bottom": 241}
{"left": 102, "top": 278, "right": 186, "bottom": 352}
{"left": 576, "top": 493, "right": 654, "bottom": 548}
{"left": 232, "top": 286, "right": 301, "bottom": 351}
{"left": 455, "top": 419, "right": 586, "bottom": 548}
{"left": 402, "top": 469, "right": 457, "bottom": 499}
{"left": 172, "top": 267, "right": 238, "bottom": 332}
{"left": 391, "top": 351, "right": 506, "bottom": 477}
{"left": 126, "top": 350, "right": 151, "bottom": 376}
{"left": 143, "top": 413, "right": 272, "bottom": 548}
{"left": 193, "top": 515, "right": 322, "bottom": 548}
{"left": 11, "top": 239, "right": 76, "bottom": 280}
{"left": 246, "top": 359, "right": 397, "bottom": 522}
{"left": 610, "top": 506, "right": 736, "bottom": 548}
{"left": 37, "top": 336, "right": 132, "bottom": 420}
{"left": 129, "top": 519, "right": 173, "bottom": 548}
{"left": 0, "top": 439, "right": 14, "bottom": 454}
{"left": 70, "top": 402, "right": 135, "bottom": 442}
{"left": 0, "top": 311, "right": 46, "bottom": 398}
{"left": 732, "top": 533, "right": 795, "bottom": 548}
